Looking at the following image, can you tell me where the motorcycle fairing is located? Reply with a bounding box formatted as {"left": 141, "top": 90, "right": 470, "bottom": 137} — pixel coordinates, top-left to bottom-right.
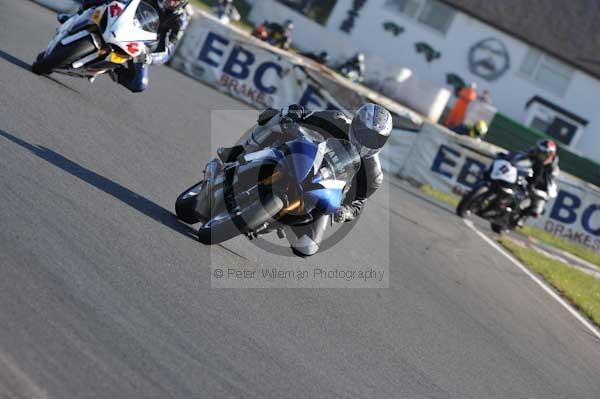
{"left": 46, "top": 7, "right": 99, "bottom": 55}
{"left": 202, "top": 137, "right": 352, "bottom": 223}
{"left": 106, "top": 0, "right": 157, "bottom": 56}
{"left": 283, "top": 138, "right": 320, "bottom": 184}
{"left": 490, "top": 159, "right": 517, "bottom": 184}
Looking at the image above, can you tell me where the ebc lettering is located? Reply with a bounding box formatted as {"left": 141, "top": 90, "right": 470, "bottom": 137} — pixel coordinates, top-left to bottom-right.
{"left": 198, "top": 32, "right": 283, "bottom": 96}
{"left": 431, "top": 145, "right": 460, "bottom": 179}
{"left": 198, "top": 32, "right": 229, "bottom": 67}
{"left": 254, "top": 62, "right": 282, "bottom": 94}
{"left": 549, "top": 190, "right": 600, "bottom": 236}
{"left": 550, "top": 190, "right": 581, "bottom": 224}
{"left": 298, "top": 84, "right": 342, "bottom": 111}
{"left": 582, "top": 204, "right": 600, "bottom": 236}
{"left": 457, "top": 158, "right": 486, "bottom": 188}
{"left": 223, "top": 46, "right": 255, "bottom": 79}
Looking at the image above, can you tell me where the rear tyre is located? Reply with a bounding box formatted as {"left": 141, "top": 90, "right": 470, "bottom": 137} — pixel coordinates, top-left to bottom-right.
{"left": 197, "top": 194, "right": 284, "bottom": 245}
{"left": 456, "top": 185, "right": 489, "bottom": 218}
{"left": 32, "top": 36, "right": 96, "bottom": 75}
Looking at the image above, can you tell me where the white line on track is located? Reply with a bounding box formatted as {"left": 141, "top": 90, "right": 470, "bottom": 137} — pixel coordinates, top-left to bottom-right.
{"left": 463, "top": 219, "right": 600, "bottom": 341}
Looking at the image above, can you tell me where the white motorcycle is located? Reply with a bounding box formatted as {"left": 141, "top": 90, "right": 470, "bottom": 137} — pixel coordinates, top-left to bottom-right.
{"left": 32, "top": 0, "right": 159, "bottom": 80}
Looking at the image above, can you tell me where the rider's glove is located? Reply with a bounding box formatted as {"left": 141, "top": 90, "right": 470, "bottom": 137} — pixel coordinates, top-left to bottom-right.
{"left": 280, "top": 104, "right": 304, "bottom": 122}
{"left": 333, "top": 206, "right": 352, "bottom": 223}
{"left": 134, "top": 52, "right": 152, "bottom": 65}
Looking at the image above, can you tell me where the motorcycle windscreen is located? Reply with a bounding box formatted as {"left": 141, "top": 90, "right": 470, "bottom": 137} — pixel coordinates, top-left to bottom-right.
{"left": 108, "top": 0, "right": 158, "bottom": 42}
{"left": 314, "top": 139, "right": 361, "bottom": 185}
{"left": 490, "top": 159, "right": 517, "bottom": 184}
{"left": 284, "top": 138, "right": 321, "bottom": 184}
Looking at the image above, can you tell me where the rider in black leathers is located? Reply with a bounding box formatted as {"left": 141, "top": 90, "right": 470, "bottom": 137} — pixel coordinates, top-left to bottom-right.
{"left": 337, "top": 53, "right": 365, "bottom": 82}
{"left": 73, "top": 0, "right": 189, "bottom": 92}
{"left": 213, "top": 0, "right": 240, "bottom": 23}
{"left": 265, "top": 20, "right": 294, "bottom": 50}
{"left": 509, "top": 139, "right": 560, "bottom": 224}
{"left": 223, "top": 104, "right": 392, "bottom": 257}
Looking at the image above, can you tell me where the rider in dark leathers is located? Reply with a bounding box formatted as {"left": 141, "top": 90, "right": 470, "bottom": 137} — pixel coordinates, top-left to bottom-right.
{"left": 213, "top": 0, "right": 240, "bottom": 23}
{"left": 264, "top": 20, "right": 294, "bottom": 50}
{"left": 509, "top": 139, "right": 559, "bottom": 224}
{"left": 337, "top": 53, "right": 365, "bottom": 82}
{"left": 226, "top": 104, "right": 391, "bottom": 257}
{"left": 76, "top": 0, "right": 189, "bottom": 92}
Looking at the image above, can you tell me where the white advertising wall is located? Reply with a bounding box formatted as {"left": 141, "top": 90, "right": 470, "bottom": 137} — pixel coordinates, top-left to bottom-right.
{"left": 170, "top": 11, "right": 422, "bottom": 124}
{"left": 170, "top": 12, "right": 349, "bottom": 112}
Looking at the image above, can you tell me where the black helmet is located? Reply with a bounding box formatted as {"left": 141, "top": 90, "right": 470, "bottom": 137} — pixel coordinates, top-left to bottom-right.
{"left": 158, "top": 0, "right": 188, "bottom": 11}
{"left": 349, "top": 104, "right": 393, "bottom": 158}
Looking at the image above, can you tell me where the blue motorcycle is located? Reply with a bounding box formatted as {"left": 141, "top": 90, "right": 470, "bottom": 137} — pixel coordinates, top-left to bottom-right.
{"left": 175, "top": 123, "right": 361, "bottom": 245}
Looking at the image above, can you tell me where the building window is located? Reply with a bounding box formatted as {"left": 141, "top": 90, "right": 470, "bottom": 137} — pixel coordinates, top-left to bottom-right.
{"left": 519, "top": 48, "right": 574, "bottom": 96}
{"left": 384, "top": 0, "right": 420, "bottom": 17}
{"left": 276, "top": 0, "right": 338, "bottom": 25}
{"left": 524, "top": 96, "right": 588, "bottom": 147}
{"left": 384, "top": 0, "right": 455, "bottom": 34}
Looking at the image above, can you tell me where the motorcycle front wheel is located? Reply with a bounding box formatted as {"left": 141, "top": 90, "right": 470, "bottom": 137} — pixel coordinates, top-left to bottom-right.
{"left": 175, "top": 181, "right": 207, "bottom": 224}
{"left": 197, "top": 193, "right": 284, "bottom": 245}
{"left": 456, "top": 184, "right": 489, "bottom": 218}
{"left": 32, "top": 36, "right": 97, "bottom": 75}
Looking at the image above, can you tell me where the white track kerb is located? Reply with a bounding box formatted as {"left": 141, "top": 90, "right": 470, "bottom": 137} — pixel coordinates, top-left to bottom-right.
{"left": 463, "top": 219, "right": 600, "bottom": 341}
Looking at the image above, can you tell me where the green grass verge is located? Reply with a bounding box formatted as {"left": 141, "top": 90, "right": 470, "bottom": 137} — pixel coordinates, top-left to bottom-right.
{"left": 420, "top": 185, "right": 460, "bottom": 207}
{"left": 500, "top": 238, "right": 600, "bottom": 327}
{"left": 418, "top": 184, "right": 600, "bottom": 266}
{"left": 520, "top": 225, "right": 600, "bottom": 267}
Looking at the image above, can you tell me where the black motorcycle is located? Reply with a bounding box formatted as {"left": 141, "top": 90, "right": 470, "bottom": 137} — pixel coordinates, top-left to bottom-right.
{"left": 456, "top": 155, "right": 536, "bottom": 234}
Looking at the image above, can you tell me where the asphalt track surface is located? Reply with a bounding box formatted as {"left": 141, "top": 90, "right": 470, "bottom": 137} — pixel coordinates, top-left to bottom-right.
{"left": 1, "top": 1, "right": 600, "bottom": 398}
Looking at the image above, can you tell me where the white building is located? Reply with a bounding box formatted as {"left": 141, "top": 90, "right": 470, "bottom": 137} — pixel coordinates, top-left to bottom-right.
{"left": 249, "top": 0, "right": 600, "bottom": 163}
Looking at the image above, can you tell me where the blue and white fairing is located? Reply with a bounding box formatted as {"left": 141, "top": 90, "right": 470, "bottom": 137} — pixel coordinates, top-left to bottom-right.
{"left": 283, "top": 137, "right": 362, "bottom": 215}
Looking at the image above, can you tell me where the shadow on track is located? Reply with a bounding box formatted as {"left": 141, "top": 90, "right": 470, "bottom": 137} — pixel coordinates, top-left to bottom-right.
{"left": 0, "top": 49, "right": 80, "bottom": 93}
{"left": 0, "top": 128, "right": 198, "bottom": 241}
{"left": 0, "top": 49, "right": 32, "bottom": 71}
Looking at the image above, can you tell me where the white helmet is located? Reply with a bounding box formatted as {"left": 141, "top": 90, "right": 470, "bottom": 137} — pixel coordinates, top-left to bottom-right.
{"left": 349, "top": 104, "right": 392, "bottom": 158}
